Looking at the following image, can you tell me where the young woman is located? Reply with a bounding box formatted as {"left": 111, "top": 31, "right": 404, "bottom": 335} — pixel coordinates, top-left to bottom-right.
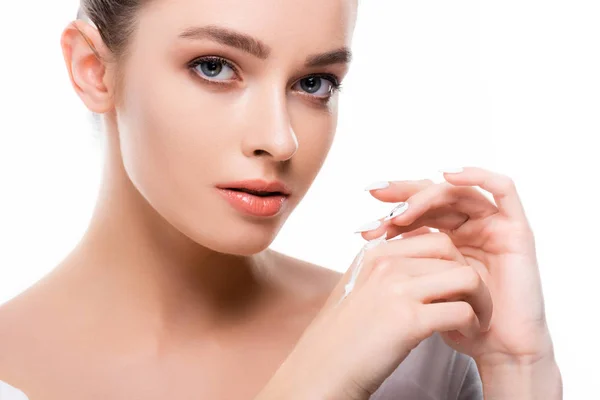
{"left": 0, "top": 0, "right": 562, "bottom": 398}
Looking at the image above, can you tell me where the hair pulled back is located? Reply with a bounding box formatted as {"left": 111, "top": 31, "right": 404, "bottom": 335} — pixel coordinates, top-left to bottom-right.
{"left": 74, "top": 1, "right": 151, "bottom": 114}
{"left": 76, "top": 0, "right": 148, "bottom": 61}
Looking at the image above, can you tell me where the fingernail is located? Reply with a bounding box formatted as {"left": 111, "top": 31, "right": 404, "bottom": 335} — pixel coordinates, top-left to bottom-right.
{"left": 354, "top": 220, "right": 382, "bottom": 233}
{"left": 439, "top": 167, "right": 464, "bottom": 173}
{"left": 363, "top": 181, "right": 390, "bottom": 191}
{"left": 384, "top": 202, "right": 409, "bottom": 221}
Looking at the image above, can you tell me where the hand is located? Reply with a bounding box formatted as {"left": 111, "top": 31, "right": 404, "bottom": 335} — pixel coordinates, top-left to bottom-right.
{"left": 360, "top": 166, "right": 555, "bottom": 367}
{"left": 258, "top": 232, "right": 493, "bottom": 400}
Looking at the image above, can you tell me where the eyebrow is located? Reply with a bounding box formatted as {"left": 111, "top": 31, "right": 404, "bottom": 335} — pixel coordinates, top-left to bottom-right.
{"left": 178, "top": 25, "right": 352, "bottom": 68}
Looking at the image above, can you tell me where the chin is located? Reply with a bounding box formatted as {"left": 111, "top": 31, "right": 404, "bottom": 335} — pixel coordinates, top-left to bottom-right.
{"left": 202, "top": 230, "right": 279, "bottom": 256}
{"left": 177, "top": 216, "right": 285, "bottom": 256}
{"left": 216, "top": 239, "right": 272, "bottom": 256}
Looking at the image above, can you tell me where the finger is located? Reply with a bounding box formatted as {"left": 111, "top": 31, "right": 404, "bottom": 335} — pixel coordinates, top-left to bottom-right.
{"left": 410, "top": 266, "right": 493, "bottom": 332}
{"left": 365, "top": 179, "right": 434, "bottom": 203}
{"left": 358, "top": 182, "right": 498, "bottom": 241}
{"left": 397, "top": 226, "right": 433, "bottom": 238}
{"left": 418, "top": 301, "right": 481, "bottom": 339}
{"left": 385, "top": 182, "right": 497, "bottom": 227}
{"left": 390, "top": 213, "right": 469, "bottom": 239}
{"left": 440, "top": 166, "right": 527, "bottom": 221}
{"left": 371, "top": 232, "right": 467, "bottom": 264}
{"left": 354, "top": 232, "right": 468, "bottom": 290}
{"left": 360, "top": 209, "right": 469, "bottom": 241}
{"left": 385, "top": 257, "right": 465, "bottom": 277}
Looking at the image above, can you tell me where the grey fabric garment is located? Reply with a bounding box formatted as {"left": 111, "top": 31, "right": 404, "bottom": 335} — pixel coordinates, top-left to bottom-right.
{"left": 371, "top": 332, "right": 483, "bottom": 399}
{"left": 0, "top": 333, "right": 483, "bottom": 400}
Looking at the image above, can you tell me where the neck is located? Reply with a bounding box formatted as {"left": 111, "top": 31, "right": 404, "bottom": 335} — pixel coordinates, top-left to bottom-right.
{"left": 51, "top": 129, "right": 281, "bottom": 346}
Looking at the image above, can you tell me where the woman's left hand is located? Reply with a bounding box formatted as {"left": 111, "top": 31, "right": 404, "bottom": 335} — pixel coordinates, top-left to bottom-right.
{"left": 358, "top": 166, "right": 555, "bottom": 367}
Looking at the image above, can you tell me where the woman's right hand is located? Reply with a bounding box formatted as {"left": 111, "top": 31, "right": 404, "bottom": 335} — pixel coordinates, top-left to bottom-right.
{"left": 258, "top": 230, "right": 493, "bottom": 400}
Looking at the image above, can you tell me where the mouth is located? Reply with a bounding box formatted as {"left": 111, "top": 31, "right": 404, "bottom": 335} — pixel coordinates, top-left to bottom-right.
{"left": 216, "top": 179, "right": 291, "bottom": 196}
{"left": 225, "top": 188, "right": 287, "bottom": 197}
{"left": 215, "top": 179, "right": 291, "bottom": 217}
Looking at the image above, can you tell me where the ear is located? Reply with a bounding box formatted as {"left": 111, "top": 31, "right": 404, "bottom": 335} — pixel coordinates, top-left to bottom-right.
{"left": 60, "top": 20, "right": 117, "bottom": 113}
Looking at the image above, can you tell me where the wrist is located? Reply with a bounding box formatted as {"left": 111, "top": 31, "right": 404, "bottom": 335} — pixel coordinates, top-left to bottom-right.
{"left": 475, "top": 350, "right": 563, "bottom": 399}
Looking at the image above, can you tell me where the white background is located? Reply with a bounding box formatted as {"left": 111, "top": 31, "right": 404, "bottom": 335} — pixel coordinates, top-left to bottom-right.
{"left": 1, "top": 0, "right": 598, "bottom": 397}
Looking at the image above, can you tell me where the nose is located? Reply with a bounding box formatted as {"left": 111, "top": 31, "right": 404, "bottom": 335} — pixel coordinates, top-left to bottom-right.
{"left": 241, "top": 85, "right": 298, "bottom": 162}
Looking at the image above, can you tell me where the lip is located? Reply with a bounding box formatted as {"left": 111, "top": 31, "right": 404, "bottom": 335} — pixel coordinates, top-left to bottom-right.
{"left": 215, "top": 179, "right": 291, "bottom": 218}
{"left": 215, "top": 179, "right": 291, "bottom": 196}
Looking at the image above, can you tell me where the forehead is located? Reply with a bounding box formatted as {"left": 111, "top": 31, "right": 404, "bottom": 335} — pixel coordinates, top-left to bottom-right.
{"left": 138, "top": 0, "right": 357, "bottom": 54}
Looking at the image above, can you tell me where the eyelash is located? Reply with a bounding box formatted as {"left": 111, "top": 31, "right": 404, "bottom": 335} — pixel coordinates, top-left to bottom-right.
{"left": 186, "top": 56, "right": 343, "bottom": 103}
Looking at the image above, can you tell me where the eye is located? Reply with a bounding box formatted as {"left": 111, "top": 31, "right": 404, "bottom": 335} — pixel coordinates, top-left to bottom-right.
{"left": 293, "top": 75, "right": 342, "bottom": 99}
{"left": 188, "top": 56, "right": 237, "bottom": 82}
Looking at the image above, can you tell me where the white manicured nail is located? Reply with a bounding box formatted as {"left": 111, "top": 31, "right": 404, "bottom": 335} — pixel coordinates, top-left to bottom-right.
{"left": 364, "top": 181, "right": 390, "bottom": 191}
{"left": 439, "top": 167, "right": 464, "bottom": 173}
{"left": 354, "top": 220, "right": 382, "bottom": 233}
{"left": 384, "top": 202, "right": 409, "bottom": 221}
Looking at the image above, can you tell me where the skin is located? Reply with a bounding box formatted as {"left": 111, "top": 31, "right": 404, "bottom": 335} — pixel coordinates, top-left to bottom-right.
{"left": 357, "top": 169, "right": 562, "bottom": 398}
{"left": 0, "top": 0, "right": 357, "bottom": 398}
{"left": 256, "top": 171, "right": 562, "bottom": 399}
{"left": 0, "top": 0, "right": 562, "bottom": 398}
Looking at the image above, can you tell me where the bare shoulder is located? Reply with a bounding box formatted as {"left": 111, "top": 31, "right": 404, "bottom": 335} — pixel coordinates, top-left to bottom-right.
{"left": 0, "top": 291, "right": 28, "bottom": 351}
{"left": 0, "top": 274, "right": 66, "bottom": 374}
{"left": 0, "top": 294, "right": 48, "bottom": 398}
{"left": 0, "top": 280, "right": 70, "bottom": 397}
{"left": 266, "top": 249, "right": 343, "bottom": 300}
{"left": 0, "top": 292, "right": 36, "bottom": 386}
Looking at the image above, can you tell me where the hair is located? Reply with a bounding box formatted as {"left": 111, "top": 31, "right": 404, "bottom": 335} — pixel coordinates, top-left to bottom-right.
{"left": 75, "top": 1, "right": 149, "bottom": 111}
{"left": 76, "top": 1, "right": 146, "bottom": 62}
{"left": 75, "top": 0, "right": 358, "bottom": 114}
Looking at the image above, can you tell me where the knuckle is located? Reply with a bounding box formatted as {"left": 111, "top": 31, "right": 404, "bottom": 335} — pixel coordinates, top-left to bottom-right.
{"left": 398, "top": 300, "right": 421, "bottom": 328}
{"left": 497, "top": 175, "right": 516, "bottom": 191}
{"left": 459, "top": 266, "right": 481, "bottom": 292}
{"left": 369, "top": 255, "right": 393, "bottom": 279}
{"left": 455, "top": 302, "right": 476, "bottom": 325}
{"left": 389, "top": 277, "right": 411, "bottom": 298}
{"left": 410, "top": 306, "right": 435, "bottom": 341}
{"left": 433, "top": 231, "right": 454, "bottom": 248}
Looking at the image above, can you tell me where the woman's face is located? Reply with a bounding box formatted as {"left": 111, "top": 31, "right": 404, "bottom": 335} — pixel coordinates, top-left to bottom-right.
{"left": 115, "top": 0, "right": 357, "bottom": 255}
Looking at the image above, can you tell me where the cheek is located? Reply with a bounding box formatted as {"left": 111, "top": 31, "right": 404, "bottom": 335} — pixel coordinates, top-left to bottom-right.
{"left": 292, "top": 108, "right": 338, "bottom": 186}
{"left": 113, "top": 58, "right": 339, "bottom": 253}
{"left": 116, "top": 65, "right": 234, "bottom": 229}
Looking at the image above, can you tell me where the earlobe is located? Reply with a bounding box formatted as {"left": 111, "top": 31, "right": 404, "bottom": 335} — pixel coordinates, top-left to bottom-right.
{"left": 60, "top": 20, "right": 115, "bottom": 114}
